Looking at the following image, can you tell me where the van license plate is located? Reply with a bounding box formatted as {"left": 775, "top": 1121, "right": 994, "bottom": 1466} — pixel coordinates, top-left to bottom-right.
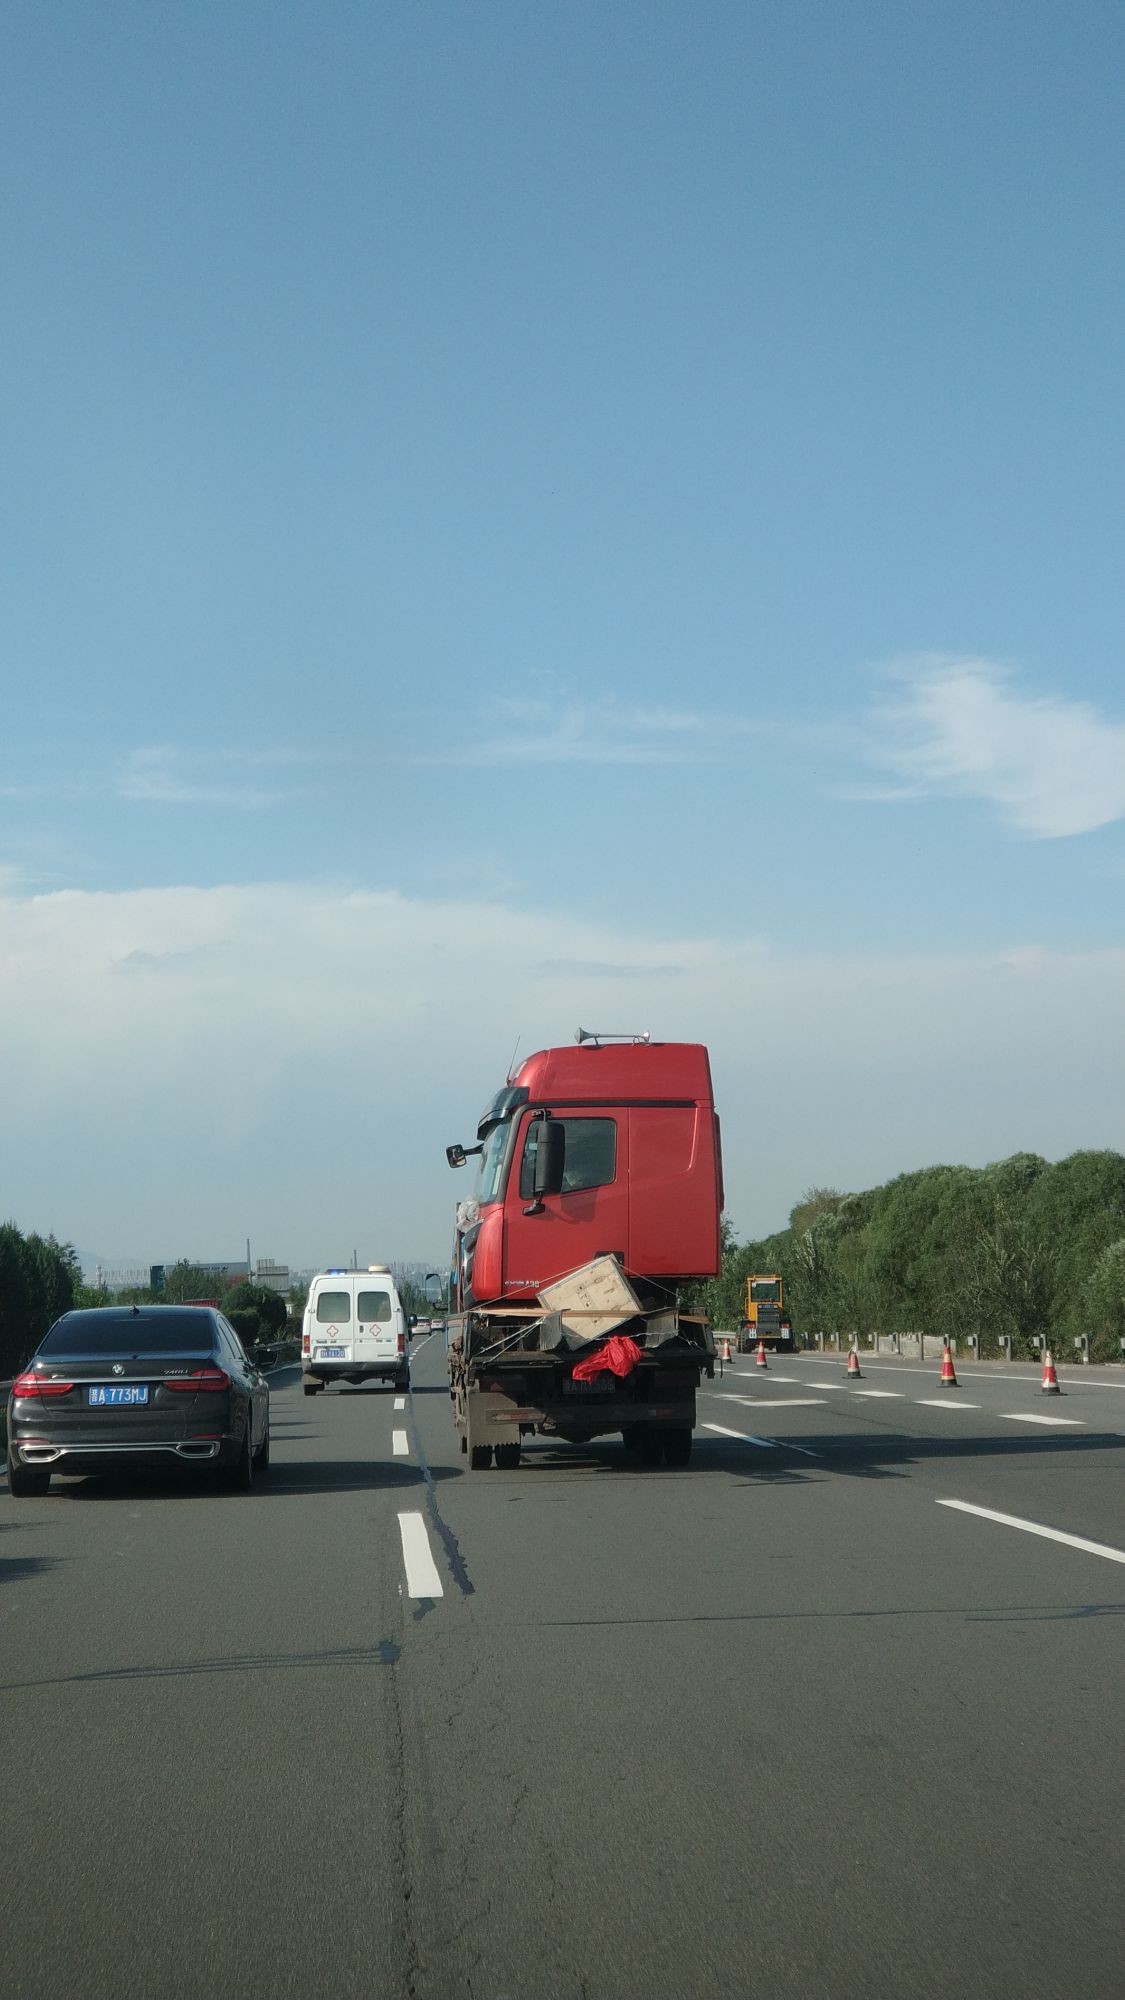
{"left": 318, "top": 1346, "right": 345, "bottom": 1359}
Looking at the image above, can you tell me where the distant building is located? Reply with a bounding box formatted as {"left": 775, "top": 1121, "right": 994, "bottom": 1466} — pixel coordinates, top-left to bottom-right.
{"left": 89, "top": 1259, "right": 251, "bottom": 1294}
{"left": 190, "top": 1261, "right": 251, "bottom": 1287}
{"left": 255, "top": 1258, "right": 290, "bottom": 1295}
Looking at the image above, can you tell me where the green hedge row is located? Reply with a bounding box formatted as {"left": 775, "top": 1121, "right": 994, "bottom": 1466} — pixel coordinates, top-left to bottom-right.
{"left": 693, "top": 1151, "right": 1125, "bottom": 1365}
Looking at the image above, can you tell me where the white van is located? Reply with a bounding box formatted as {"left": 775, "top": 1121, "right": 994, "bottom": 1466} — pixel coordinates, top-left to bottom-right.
{"left": 301, "top": 1267, "right": 412, "bottom": 1396}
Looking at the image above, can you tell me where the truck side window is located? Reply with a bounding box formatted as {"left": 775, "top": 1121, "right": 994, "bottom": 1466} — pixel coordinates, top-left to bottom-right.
{"left": 519, "top": 1117, "right": 616, "bottom": 1198}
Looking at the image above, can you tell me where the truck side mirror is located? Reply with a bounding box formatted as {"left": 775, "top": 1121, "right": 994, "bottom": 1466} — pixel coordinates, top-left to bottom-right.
{"left": 524, "top": 1117, "right": 566, "bottom": 1213}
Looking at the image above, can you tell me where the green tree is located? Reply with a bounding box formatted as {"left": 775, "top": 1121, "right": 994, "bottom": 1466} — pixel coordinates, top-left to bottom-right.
{"left": 220, "top": 1283, "right": 287, "bottom": 1341}
{"left": 162, "top": 1262, "right": 229, "bottom": 1304}
{"left": 788, "top": 1188, "right": 845, "bottom": 1235}
{"left": 0, "top": 1225, "right": 80, "bottom": 1373}
{"left": 1079, "top": 1238, "right": 1125, "bottom": 1361}
{"left": 0, "top": 1222, "right": 33, "bottom": 1375}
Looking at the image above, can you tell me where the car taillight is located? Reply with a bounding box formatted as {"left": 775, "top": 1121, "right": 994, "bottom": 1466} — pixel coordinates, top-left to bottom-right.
{"left": 163, "top": 1365, "right": 231, "bottom": 1393}
{"left": 12, "top": 1372, "right": 73, "bottom": 1398}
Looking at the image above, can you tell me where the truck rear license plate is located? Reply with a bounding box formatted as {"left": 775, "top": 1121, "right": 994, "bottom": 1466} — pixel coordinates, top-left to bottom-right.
{"left": 563, "top": 1377, "right": 614, "bottom": 1396}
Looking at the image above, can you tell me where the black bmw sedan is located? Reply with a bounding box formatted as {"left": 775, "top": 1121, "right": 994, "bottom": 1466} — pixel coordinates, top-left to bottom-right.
{"left": 6, "top": 1304, "right": 271, "bottom": 1498}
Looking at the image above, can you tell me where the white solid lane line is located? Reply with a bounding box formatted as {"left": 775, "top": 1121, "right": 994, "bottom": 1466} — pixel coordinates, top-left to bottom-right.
{"left": 392, "top": 1429, "right": 409, "bottom": 1455}
{"left": 397, "top": 1512, "right": 444, "bottom": 1597}
{"left": 937, "top": 1500, "right": 1125, "bottom": 1566}
{"left": 701, "top": 1422, "right": 822, "bottom": 1459}
{"left": 1000, "top": 1412, "right": 1084, "bottom": 1427}
{"left": 393, "top": 1396, "right": 406, "bottom": 1410}
{"left": 914, "top": 1399, "right": 981, "bottom": 1410}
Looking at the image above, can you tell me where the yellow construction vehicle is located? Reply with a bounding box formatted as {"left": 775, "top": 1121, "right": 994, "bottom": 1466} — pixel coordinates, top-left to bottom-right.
{"left": 740, "top": 1273, "right": 792, "bottom": 1351}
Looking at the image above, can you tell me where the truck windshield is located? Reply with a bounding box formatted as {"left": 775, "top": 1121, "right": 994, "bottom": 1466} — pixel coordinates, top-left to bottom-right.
{"left": 750, "top": 1281, "right": 780, "bottom": 1303}
{"left": 476, "top": 1119, "right": 512, "bottom": 1205}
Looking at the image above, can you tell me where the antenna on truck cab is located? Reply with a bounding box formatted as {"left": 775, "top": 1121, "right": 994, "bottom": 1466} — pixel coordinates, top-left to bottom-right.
{"left": 574, "top": 1028, "right": 652, "bottom": 1046}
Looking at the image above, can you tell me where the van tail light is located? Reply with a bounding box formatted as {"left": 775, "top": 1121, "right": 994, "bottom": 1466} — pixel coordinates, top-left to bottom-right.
{"left": 11, "top": 1372, "right": 73, "bottom": 1398}
{"left": 397, "top": 1333, "right": 405, "bottom": 1355}
{"left": 302, "top": 1333, "right": 310, "bottom": 1355}
{"left": 163, "top": 1365, "right": 231, "bottom": 1393}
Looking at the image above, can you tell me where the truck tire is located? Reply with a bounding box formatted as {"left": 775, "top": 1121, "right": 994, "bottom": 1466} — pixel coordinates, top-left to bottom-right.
{"left": 469, "top": 1444, "right": 493, "bottom": 1471}
{"left": 636, "top": 1430, "right": 664, "bottom": 1469}
{"left": 494, "top": 1441, "right": 521, "bottom": 1470}
{"left": 662, "top": 1429, "right": 692, "bottom": 1469}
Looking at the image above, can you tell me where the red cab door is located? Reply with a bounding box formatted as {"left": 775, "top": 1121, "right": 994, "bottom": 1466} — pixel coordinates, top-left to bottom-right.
{"left": 499, "top": 1108, "right": 630, "bottom": 1299}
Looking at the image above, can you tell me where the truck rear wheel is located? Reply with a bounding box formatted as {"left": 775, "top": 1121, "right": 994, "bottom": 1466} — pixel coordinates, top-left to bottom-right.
{"left": 469, "top": 1444, "right": 493, "bottom": 1471}
{"left": 494, "top": 1441, "right": 521, "bottom": 1470}
{"left": 662, "top": 1429, "right": 692, "bottom": 1469}
{"left": 636, "top": 1430, "right": 664, "bottom": 1468}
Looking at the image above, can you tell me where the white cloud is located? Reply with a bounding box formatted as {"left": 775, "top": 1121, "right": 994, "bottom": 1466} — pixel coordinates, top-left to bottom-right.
{"left": 116, "top": 745, "right": 292, "bottom": 809}
{"left": 1, "top": 874, "right": 1120, "bottom": 1267}
{"left": 866, "top": 657, "right": 1125, "bottom": 837}
{"left": 416, "top": 692, "right": 740, "bottom": 767}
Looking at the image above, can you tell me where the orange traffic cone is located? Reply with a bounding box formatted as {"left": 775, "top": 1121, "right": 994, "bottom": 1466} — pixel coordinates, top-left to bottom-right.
{"left": 939, "top": 1342, "right": 959, "bottom": 1387}
{"left": 1041, "top": 1350, "right": 1062, "bottom": 1395}
{"left": 755, "top": 1340, "right": 768, "bottom": 1370}
{"left": 719, "top": 1335, "right": 732, "bottom": 1363}
{"left": 846, "top": 1346, "right": 862, "bottom": 1380}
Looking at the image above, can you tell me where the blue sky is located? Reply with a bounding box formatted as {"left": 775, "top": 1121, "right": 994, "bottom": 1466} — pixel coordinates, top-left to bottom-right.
{"left": 2, "top": 2, "right": 1122, "bottom": 1270}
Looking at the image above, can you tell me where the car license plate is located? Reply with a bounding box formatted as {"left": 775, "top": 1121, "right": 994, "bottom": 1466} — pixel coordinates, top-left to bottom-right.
{"left": 563, "top": 1376, "right": 614, "bottom": 1396}
{"left": 88, "top": 1384, "right": 149, "bottom": 1406}
{"left": 318, "top": 1346, "right": 345, "bottom": 1359}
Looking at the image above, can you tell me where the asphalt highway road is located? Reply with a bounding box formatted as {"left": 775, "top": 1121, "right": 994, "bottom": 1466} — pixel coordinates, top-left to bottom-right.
{"left": 4, "top": 1336, "right": 1125, "bottom": 2000}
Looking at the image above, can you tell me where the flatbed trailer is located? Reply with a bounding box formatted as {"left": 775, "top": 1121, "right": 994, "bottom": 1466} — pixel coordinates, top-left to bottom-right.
{"left": 448, "top": 1303, "right": 715, "bottom": 1470}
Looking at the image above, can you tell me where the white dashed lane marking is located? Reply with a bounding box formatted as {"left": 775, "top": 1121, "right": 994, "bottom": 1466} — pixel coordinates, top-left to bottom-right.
{"left": 851, "top": 1390, "right": 904, "bottom": 1399}
{"left": 937, "top": 1500, "right": 1125, "bottom": 1566}
{"left": 393, "top": 1396, "right": 406, "bottom": 1410}
{"left": 392, "top": 1429, "right": 409, "bottom": 1456}
{"left": 701, "top": 1423, "right": 822, "bottom": 1459}
{"left": 703, "top": 1422, "right": 777, "bottom": 1448}
{"left": 397, "top": 1512, "right": 444, "bottom": 1597}
{"left": 999, "top": 1412, "right": 1085, "bottom": 1427}
{"left": 914, "top": 1399, "right": 982, "bottom": 1411}
{"left": 713, "top": 1394, "right": 828, "bottom": 1408}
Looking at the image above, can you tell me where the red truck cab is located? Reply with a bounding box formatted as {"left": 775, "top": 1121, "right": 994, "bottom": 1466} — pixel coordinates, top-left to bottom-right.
{"left": 447, "top": 1036, "right": 723, "bottom": 1308}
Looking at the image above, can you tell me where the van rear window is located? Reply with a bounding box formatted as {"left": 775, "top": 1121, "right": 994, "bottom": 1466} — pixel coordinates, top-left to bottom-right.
{"left": 358, "top": 1291, "right": 392, "bottom": 1322}
{"left": 315, "top": 1291, "right": 351, "bottom": 1324}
